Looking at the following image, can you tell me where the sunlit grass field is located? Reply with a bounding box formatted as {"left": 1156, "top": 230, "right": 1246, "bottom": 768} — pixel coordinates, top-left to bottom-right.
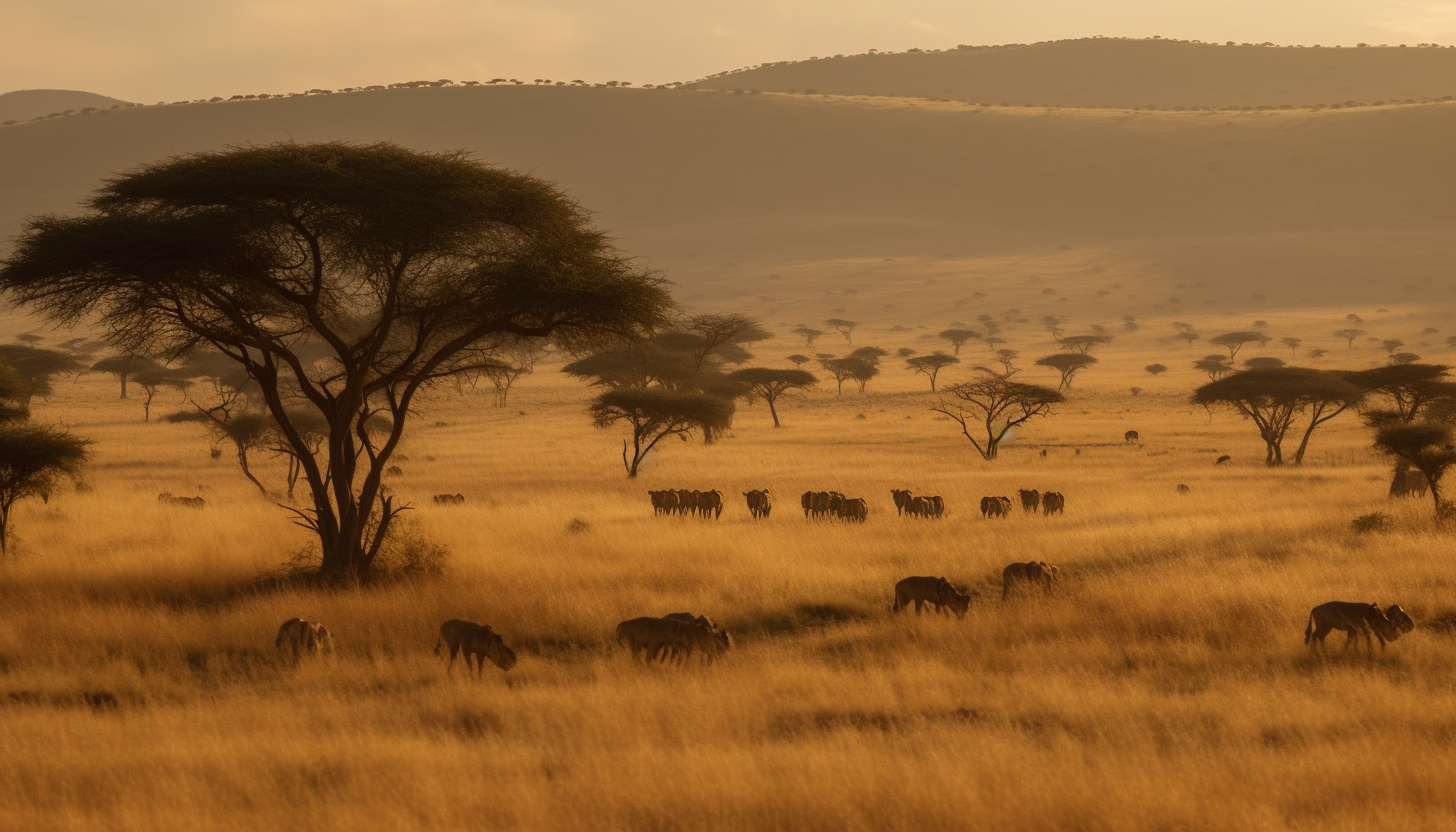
{"left": 4, "top": 300, "right": 1456, "bottom": 831}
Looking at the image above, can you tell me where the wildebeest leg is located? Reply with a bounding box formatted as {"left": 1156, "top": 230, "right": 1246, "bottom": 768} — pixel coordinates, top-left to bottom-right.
{"left": 913, "top": 599, "right": 925, "bottom": 615}
{"left": 446, "top": 643, "right": 460, "bottom": 674}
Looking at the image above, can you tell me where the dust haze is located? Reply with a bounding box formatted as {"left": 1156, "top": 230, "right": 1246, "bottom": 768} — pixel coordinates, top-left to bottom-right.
{"left": 3, "top": 19, "right": 1456, "bottom": 832}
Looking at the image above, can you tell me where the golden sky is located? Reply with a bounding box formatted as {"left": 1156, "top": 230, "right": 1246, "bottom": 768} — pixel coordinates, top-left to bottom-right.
{"left": 4, "top": 0, "right": 1455, "bottom": 101}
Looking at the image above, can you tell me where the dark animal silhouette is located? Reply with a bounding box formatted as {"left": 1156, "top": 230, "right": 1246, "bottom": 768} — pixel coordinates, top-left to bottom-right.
{"left": 1304, "top": 602, "right": 1414, "bottom": 653}
{"left": 1017, "top": 489, "right": 1040, "bottom": 513}
{"left": 1124, "top": 430, "right": 1139, "bottom": 442}
{"left": 890, "top": 489, "right": 913, "bottom": 516}
{"left": 1002, "top": 561, "right": 1060, "bottom": 600}
{"left": 1041, "top": 492, "right": 1065, "bottom": 515}
{"left": 617, "top": 616, "right": 732, "bottom": 662}
{"left": 744, "top": 489, "right": 772, "bottom": 519}
{"left": 275, "top": 618, "right": 334, "bottom": 662}
{"left": 1215, "top": 455, "right": 1231, "bottom": 465}
{"left": 892, "top": 576, "right": 974, "bottom": 619}
{"left": 1177, "top": 484, "right": 1191, "bottom": 495}
{"left": 435, "top": 620, "right": 517, "bottom": 675}
{"left": 432, "top": 493, "right": 465, "bottom": 505}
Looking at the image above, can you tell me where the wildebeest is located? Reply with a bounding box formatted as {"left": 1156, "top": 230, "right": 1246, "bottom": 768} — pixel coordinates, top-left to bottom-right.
{"left": 928, "top": 495, "right": 945, "bottom": 517}
{"left": 839, "top": 497, "right": 869, "bottom": 522}
{"left": 434, "top": 619, "right": 518, "bottom": 675}
{"left": 433, "top": 493, "right": 465, "bottom": 505}
{"left": 890, "top": 489, "right": 913, "bottom": 516}
{"left": 1404, "top": 469, "right": 1430, "bottom": 497}
{"left": 1304, "top": 602, "right": 1415, "bottom": 653}
{"left": 158, "top": 492, "right": 205, "bottom": 508}
{"left": 809, "top": 490, "right": 831, "bottom": 519}
{"left": 385, "top": 465, "right": 404, "bottom": 476}
{"left": 275, "top": 618, "right": 334, "bottom": 662}
{"left": 906, "top": 496, "right": 932, "bottom": 518}
{"left": 1002, "top": 561, "right": 1060, "bottom": 600}
{"left": 616, "top": 615, "right": 732, "bottom": 662}
{"left": 801, "top": 490, "right": 814, "bottom": 518}
{"left": 892, "top": 576, "right": 974, "bottom": 619}
{"left": 1177, "top": 484, "right": 1191, "bottom": 495}
{"left": 980, "top": 496, "right": 1011, "bottom": 518}
{"left": 1041, "top": 491, "right": 1065, "bottom": 515}
{"left": 1017, "top": 488, "right": 1040, "bottom": 514}
{"left": 744, "top": 489, "right": 772, "bottom": 519}
{"left": 697, "top": 489, "right": 724, "bottom": 519}
{"left": 1125, "top": 430, "right": 1140, "bottom": 442}
{"left": 1215, "top": 455, "right": 1231, "bottom": 465}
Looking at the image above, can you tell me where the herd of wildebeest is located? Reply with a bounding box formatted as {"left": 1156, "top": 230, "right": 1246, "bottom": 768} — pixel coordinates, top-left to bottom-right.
{"left": 647, "top": 487, "right": 1067, "bottom": 522}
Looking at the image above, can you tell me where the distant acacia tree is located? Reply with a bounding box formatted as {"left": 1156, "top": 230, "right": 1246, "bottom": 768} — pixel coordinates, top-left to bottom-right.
{"left": 1194, "top": 354, "right": 1234, "bottom": 381}
{"left": 1042, "top": 316, "right": 1065, "bottom": 339}
{"left": 1035, "top": 353, "right": 1098, "bottom": 391}
{"left": 938, "top": 328, "right": 981, "bottom": 355}
{"left": 1382, "top": 338, "right": 1406, "bottom": 355}
{"left": 728, "top": 368, "right": 817, "bottom": 427}
{"left": 1243, "top": 356, "right": 1286, "bottom": 370}
{"left": 1192, "top": 368, "right": 1364, "bottom": 465}
{"left": 1335, "top": 328, "right": 1366, "bottom": 349}
{"left": 132, "top": 366, "right": 192, "bottom": 421}
{"left": 995, "top": 348, "right": 1019, "bottom": 376}
{"left": 896, "top": 347, "right": 917, "bottom": 359}
{"left": 824, "top": 318, "right": 859, "bottom": 343}
{"left": 1390, "top": 352, "right": 1421, "bottom": 366}
{"left": 1145, "top": 363, "right": 1168, "bottom": 376}
{"left": 1057, "top": 334, "right": 1113, "bottom": 354}
{"left": 1177, "top": 330, "right": 1201, "bottom": 348}
{"left": 906, "top": 353, "right": 959, "bottom": 392}
{"left": 930, "top": 372, "right": 1064, "bottom": 461}
{"left": 1209, "top": 331, "right": 1270, "bottom": 358}
{"left": 1282, "top": 337, "right": 1302, "bottom": 357}
{"left": 1307, "top": 348, "right": 1329, "bottom": 361}
{"left": 0, "top": 365, "right": 88, "bottom": 554}
{"left": 793, "top": 326, "right": 825, "bottom": 347}
{"left": 786, "top": 354, "right": 811, "bottom": 369}
{"left": 589, "top": 388, "right": 733, "bottom": 477}
{"left": 91, "top": 354, "right": 163, "bottom": 399}
{"left": 0, "top": 345, "right": 85, "bottom": 411}
{"left": 0, "top": 142, "right": 671, "bottom": 581}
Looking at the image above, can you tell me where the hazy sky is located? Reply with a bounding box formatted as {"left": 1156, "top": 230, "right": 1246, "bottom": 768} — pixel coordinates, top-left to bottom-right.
{"left": 5, "top": 0, "right": 1456, "bottom": 101}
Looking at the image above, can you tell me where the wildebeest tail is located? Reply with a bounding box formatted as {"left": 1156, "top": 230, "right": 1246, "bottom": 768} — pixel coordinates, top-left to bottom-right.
{"left": 1303, "top": 612, "right": 1314, "bottom": 645}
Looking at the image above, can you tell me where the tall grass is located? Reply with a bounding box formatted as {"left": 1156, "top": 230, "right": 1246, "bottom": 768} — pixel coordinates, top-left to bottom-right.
{"left": 3, "top": 303, "right": 1455, "bottom": 831}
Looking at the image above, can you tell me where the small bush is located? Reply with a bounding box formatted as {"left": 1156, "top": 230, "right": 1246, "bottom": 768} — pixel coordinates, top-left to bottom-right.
{"left": 372, "top": 518, "right": 449, "bottom": 581}
{"left": 564, "top": 517, "right": 592, "bottom": 535}
{"left": 1351, "top": 512, "right": 1392, "bottom": 534}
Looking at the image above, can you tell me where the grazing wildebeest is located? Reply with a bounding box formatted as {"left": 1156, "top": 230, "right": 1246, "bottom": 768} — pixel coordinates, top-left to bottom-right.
{"left": 1177, "top": 484, "right": 1191, "bottom": 495}
{"left": 810, "top": 491, "right": 831, "bottom": 519}
{"left": 744, "top": 489, "right": 772, "bottom": 519}
{"left": 892, "top": 576, "right": 974, "bottom": 619}
{"left": 432, "top": 493, "right": 465, "bottom": 505}
{"left": 929, "top": 495, "right": 945, "bottom": 518}
{"left": 435, "top": 620, "right": 517, "bottom": 675}
{"left": 980, "top": 496, "right": 1007, "bottom": 518}
{"left": 686, "top": 490, "right": 702, "bottom": 517}
{"left": 158, "top": 492, "right": 205, "bottom": 508}
{"left": 1305, "top": 602, "right": 1415, "bottom": 653}
{"left": 1215, "top": 455, "right": 1231, "bottom": 465}
{"left": 801, "top": 490, "right": 814, "bottom": 518}
{"left": 827, "top": 491, "right": 846, "bottom": 517}
{"left": 617, "top": 616, "right": 732, "bottom": 662}
{"left": 907, "top": 496, "right": 932, "bottom": 518}
{"left": 275, "top": 618, "right": 334, "bottom": 662}
{"left": 1041, "top": 491, "right": 1065, "bottom": 515}
{"left": 840, "top": 497, "right": 868, "bottom": 523}
{"left": 1124, "top": 430, "right": 1140, "bottom": 443}
{"left": 890, "top": 489, "right": 913, "bottom": 516}
{"left": 698, "top": 489, "right": 724, "bottom": 519}
{"left": 1018, "top": 488, "right": 1040, "bottom": 514}
{"left": 1002, "top": 561, "right": 1059, "bottom": 600}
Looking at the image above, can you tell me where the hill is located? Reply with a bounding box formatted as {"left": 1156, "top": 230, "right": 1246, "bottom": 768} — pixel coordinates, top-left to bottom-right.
{"left": 1, "top": 85, "right": 1453, "bottom": 321}
{"left": 0, "top": 89, "right": 132, "bottom": 124}
{"left": 687, "top": 38, "right": 1456, "bottom": 109}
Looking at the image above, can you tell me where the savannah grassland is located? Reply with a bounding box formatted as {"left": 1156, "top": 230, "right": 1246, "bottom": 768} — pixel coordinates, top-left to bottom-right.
{"left": 3, "top": 258, "right": 1456, "bottom": 832}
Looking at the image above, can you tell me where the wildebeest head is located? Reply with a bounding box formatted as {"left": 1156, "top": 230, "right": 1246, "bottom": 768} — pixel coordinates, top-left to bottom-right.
{"left": 944, "top": 585, "right": 973, "bottom": 619}
{"left": 1385, "top": 604, "right": 1415, "bottom": 636}
{"left": 313, "top": 625, "right": 335, "bottom": 655}
{"left": 484, "top": 631, "right": 518, "bottom": 670}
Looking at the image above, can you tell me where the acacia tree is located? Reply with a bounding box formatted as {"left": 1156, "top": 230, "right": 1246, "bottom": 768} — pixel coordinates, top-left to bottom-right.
{"left": 930, "top": 372, "right": 1064, "bottom": 461}
{"left": 1335, "top": 328, "right": 1366, "bottom": 349}
{"left": 0, "top": 142, "right": 671, "bottom": 581}
{"left": 1192, "top": 368, "right": 1364, "bottom": 465}
{"left": 1035, "top": 353, "right": 1098, "bottom": 391}
{"left": 589, "top": 388, "right": 734, "bottom": 477}
{"left": 1373, "top": 421, "right": 1456, "bottom": 517}
{"left": 906, "top": 353, "right": 959, "bottom": 392}
{"left": 786, "top": 354, "right": 811, "bottom": 369}
{"left": 91, "top": 354, "right": 163, "bottom": 399}
{"left": 132, "top": 367, "right": 191, "bottom": 421}
{"left": 1194, "top": 354, "right": 1234, "bottom": 381}
{"left": 1056, "top": 334, "right": 1112, "bottom": 354}
{"left": 1346, "top": 363, "right": 1456, "bottom": 496}
{"left": 728, "top": 368, "right": 817, "bottom": 427}
{"left": 938, "top": 328, "right": 981, "bottom": 355}
{"left": 0, "top": 345, "right": 86, "bottom": 411}
{"left": 1209, "top": 331, "right": 1271, "bottom": 358}
{"left": 1145, "top": 363, "right": 1168, "bottom": 376}
{"left": 793, "top": 326, "right": 824, "bottom": 347}
{"left": 0, "top": 364, "right": 88, "bottom": 554}
{"left": 824, "top": 318, "right": 859, "bottom": 343}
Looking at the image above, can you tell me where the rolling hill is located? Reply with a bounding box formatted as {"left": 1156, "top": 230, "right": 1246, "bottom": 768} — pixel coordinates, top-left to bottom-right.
{"left": 687, "top": 38, "right": 1456, "bottom": 109}
{"left": 0, "top": 89, "right": 132, "bottom": 124}
{"left": 1, "top": 62, "right": 1452, "bottom": 321}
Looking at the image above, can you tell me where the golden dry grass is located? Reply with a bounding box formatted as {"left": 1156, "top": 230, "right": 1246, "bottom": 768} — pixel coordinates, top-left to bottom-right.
{"left": 4, "top": 293, "right": 1456, "bottom": 832}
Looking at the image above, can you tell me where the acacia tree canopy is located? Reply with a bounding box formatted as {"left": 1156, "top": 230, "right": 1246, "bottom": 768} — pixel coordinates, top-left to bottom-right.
{"left": 1034, "top": 352, "right": 1098, "bottom": 391}
{"left": 589, "top": 387, "right": 734, "bottom": 477}
{"left": 906, "top": 353, "right": 959, "bottom": 391}
{"left": 0, "top": 141, "right": 672, "bottom": 580}
{"left": 1374, "top": 421, "right": 1456, "bottom": 516}
{"left": 727, "top": 368, "right": 817, "bottom": 427}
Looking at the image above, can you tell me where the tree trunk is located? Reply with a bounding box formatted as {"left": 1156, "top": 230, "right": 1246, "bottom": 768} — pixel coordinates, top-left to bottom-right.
{"left": 1389, "top": 460, "right": 1412, "bottom": 498}
{"left": 235, "top": 445, "right": 268, "bottom": 495}
{"left": 767, "top": 395, "right": 781, "bottom": 428}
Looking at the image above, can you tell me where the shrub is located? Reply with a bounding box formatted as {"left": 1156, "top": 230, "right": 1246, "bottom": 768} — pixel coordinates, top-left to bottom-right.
{"left": 1351, "top": 512, "right": 1392, "bottom": 534}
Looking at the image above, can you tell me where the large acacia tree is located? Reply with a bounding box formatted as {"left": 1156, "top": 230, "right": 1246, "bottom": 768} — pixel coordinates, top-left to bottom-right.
{"left": 1192, "top": 368, "right": 1364, "bottom": 465}
{"left": 931, "top": 372, "right": 1064, "bottom": 461}
{"left": 0, "top": 142, "right": 671, "bottom": 580}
